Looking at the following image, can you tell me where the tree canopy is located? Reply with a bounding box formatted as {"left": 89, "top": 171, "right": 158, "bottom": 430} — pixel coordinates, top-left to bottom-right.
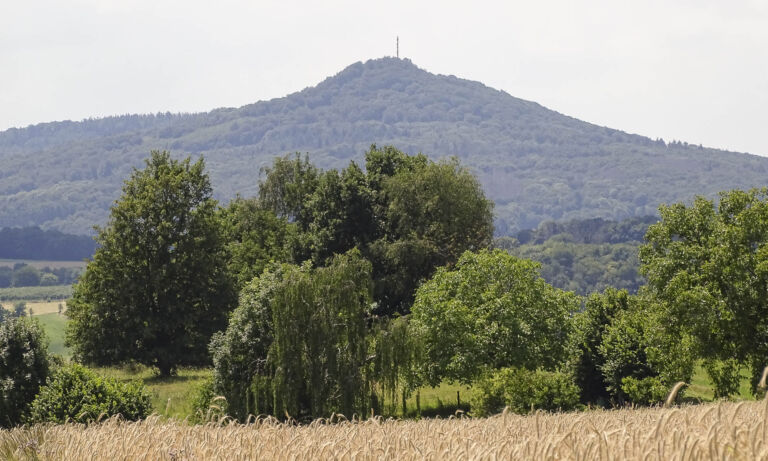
{"left": 66, "top": 151, "right": 236, "bottom": 376}
{"left": 249, "top": 145, "right": 494, "bottom": 315}
{"left": 410, "top": 249, "right": 579, "bottom": 386}
{"left": 640, "top": 189, "right": 768, "bottom": 391}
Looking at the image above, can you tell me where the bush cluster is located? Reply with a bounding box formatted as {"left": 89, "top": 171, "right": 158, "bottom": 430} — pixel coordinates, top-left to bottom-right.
{"left": 471, "top": 367, "right": 580, "bottom": 417}
{"left": 29, "top": 364, "right": 151, "bottom": 423}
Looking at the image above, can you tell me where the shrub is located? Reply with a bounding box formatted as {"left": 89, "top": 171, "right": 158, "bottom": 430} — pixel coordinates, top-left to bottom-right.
{"left": 0, "top": 317, "right": 50, "bottom": 427}
{"left": 471, "top": 367, "right": 580, "bottom": 417}
{"left": 703, "top": 359, "right": 741, "bottom": 399}
{"left": 39, "top": 273, "right": 60, "bottom": 286}
{"left": 620, "top": 376, "right": 668, "bottom": 405}
{"left": 189, "top": 377, "right": 227, "bottom": 423}
{"left": 28, "top": 364, "right": 151, "bottom": 423}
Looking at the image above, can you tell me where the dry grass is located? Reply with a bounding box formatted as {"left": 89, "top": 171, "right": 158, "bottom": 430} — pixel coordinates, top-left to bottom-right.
{"left": 1, "top": 301, "right": 66, "bottom": 316}
{"left": 3, "top": 401, "right": 768, "bottom": 460}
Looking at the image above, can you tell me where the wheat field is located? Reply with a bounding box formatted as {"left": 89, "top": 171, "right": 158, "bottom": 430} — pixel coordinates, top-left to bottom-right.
{"left": 2, "top": 401, "right": 767, "bottom": 460}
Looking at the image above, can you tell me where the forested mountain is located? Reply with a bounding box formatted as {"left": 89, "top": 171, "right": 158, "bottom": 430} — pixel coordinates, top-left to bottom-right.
{"left": 2, "top": 57, "right": 767, "bottom": 234}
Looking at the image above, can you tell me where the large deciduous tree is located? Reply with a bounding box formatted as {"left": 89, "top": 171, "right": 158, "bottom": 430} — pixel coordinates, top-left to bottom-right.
{"left": 255, "top": 145, "right": 494, "bottom": 315}
{"left": 369, "top": 155, "right": 494, "bottom": 314}
{"left": 66, "top": 151, "right": 236, "bottom": 376}
{"left": 410, "top": 249, "right": 579, "bottom": 386}
{"left": 640, "top": 189, "right": 768, "bottom": 393}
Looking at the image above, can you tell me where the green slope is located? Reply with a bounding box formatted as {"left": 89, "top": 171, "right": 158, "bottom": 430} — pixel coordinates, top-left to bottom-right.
{"left": 36, "top": 312, "right": 70, "bottom": 358}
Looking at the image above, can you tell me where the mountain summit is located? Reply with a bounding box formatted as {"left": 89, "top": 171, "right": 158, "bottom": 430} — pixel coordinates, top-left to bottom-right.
{"left": 1, "top": 57, "right": 767, "bottom": 234}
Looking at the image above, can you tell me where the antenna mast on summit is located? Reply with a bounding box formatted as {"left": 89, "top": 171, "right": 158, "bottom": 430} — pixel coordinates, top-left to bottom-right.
{"left": 396, "top": 36, "right": 399, "bottom": 58}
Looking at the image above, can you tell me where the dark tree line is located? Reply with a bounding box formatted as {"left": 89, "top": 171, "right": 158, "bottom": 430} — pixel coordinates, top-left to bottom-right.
{"left": 0, "top": 227, "right": 95, "bottom": 261}
{"left": 0, "top": 264, "right": 81, "bottom": 288}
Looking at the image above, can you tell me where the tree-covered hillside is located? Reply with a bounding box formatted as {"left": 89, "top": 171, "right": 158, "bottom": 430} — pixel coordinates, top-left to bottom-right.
{"left": 499, "top": 216, "right": 654, "bottom": 295}
{"left": 2, "top": 58, "right": 767, "bottom": 234}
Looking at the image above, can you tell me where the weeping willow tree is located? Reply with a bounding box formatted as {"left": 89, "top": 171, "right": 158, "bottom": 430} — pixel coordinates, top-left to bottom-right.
{"left": 209, "top": 266, "right": 282, "bottom": 420}
{"left": 210, "top": 250, "right": 374, "bottom": 421}
{"left": 371, "top": 316, "right": 422, "bottom": 416}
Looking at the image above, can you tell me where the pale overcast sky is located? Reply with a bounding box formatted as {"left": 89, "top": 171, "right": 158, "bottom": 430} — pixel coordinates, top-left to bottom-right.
{"left": 1, "top": 0, "right": 766, "bottom": 155}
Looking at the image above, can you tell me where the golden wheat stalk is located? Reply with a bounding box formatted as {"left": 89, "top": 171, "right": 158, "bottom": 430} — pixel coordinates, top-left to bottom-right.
{"left": 664, "top": 381, "right": 687, "bottom": 408}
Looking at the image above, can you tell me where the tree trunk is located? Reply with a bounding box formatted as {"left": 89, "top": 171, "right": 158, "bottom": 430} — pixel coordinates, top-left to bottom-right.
{"left": 157, "top": 362, "right": 174, "bottom": 378}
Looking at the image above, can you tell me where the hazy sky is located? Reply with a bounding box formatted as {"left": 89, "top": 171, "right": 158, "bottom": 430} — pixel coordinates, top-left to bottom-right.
{"left": 2, "top": 0, "right": 766, "bottom": 155}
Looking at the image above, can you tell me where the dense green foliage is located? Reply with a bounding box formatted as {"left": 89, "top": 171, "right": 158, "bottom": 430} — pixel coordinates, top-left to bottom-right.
{"left": 410, "top": 249, "right": 578, "bottom": 386}
{"left": 250, "top": 146, "right": 493, "bottom": 315}
{"left": 498, "top": 216, "right": 654, "bottom": 296}
{"left": 208, "top": 266, "right": 283, "bottom": 420}
{"left": 218, "top": 197, "right": 291, "bottom": 289}
{"left": 1, "top": 58, "right": 766, "bottom": 235}
{"left": 370, "top": 316, "right": 422, "bottom": 416}
{"left": 0, "top": 317, "right": 50, "bottom": 427}
{"left": 470, "top": 367, "right": 580, "bottom": 416}
{"left": 512, "top": 240, "right": 643, "bottom": 295}
{"left": 368, "top": 152, "right": 494, "bottom": 314}
{"left": 0, "top": 227, "right": 95, "bottom": 260}
{"left": 571, "top": 288, "right": 695, "bottom": 405}
{"left": 618, "top": 376, "right": 669, "bottom": 405}
{"left": 571, "top": 288, "right": 630, "bottom": 404}
{"left": 598, "top": 297, "right": 695, "bottom": 404}
{"left": 29, "top": 363, "right": 151, "bottom": 423}
{"left": 641, "top": 189, "right": 768, "bottom": 394}
{"left": 66, "top": 151, "right": 236, "bottom": 376}
{"left": 210, "top": 251, "right": 374, "bottom": 421}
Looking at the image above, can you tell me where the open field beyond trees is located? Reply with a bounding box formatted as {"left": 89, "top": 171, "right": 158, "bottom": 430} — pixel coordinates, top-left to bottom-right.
{"left": 0, "top": 260, "right": 86, "bottom": 270}
{"left": 0, "top": 301, "right": 66, "bottom": 316}
{"left": 2, "top": 401, "right": 767, "bottom": 460}
{"left": 0, "top": 285, "right": 72, "bottom": 302}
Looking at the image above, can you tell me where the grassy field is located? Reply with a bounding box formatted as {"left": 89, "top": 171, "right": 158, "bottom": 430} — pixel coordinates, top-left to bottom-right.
{"left": 2, "top": 401, "right": 766, "bottom": 459}
{"left": 687, "top": 364, "right": 755, "bottom": 401}
{"left": 36, "top": 313, "right": 70, "bottom": 358}
{"left": 0, "top": 285, "right": 72, "bottom": 301}
{"left": 381, "top": 382, "right": 472, "bottom": 418}
{"left": 93, "top": 366, "right": 212, "bottom": 420}
{"left": 23, "top": 315, "right": 208, "bottom": 419}
{"left": 0, "top": 259, "right": 86, "bottom": 270}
